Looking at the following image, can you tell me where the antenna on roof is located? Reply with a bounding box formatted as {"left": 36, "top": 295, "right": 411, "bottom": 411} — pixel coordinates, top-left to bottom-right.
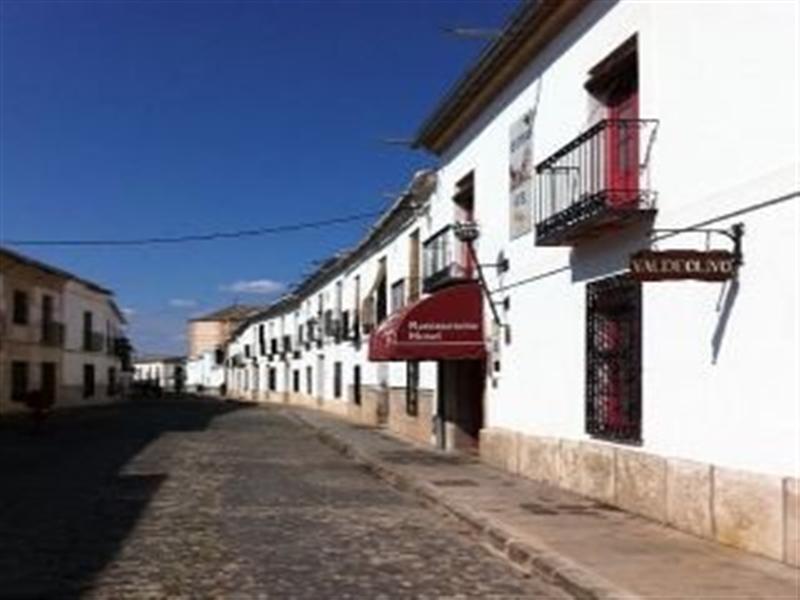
{"left": 442, "top": 26, "right": 502, "bottom": 40}
{"left": 378, "top": 137, "right": 414, "bottom": 147}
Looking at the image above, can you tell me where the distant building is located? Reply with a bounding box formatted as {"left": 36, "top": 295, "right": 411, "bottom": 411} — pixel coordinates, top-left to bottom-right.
{"left": 185, "top": 304, "right": 263, "bottom": 394}
{"left": 185, "top": 348, "right": 225, "bottom": 395}
{"left": 0, "top": 246, "right": 130, "bottom": 414}
{"left": 187, "top": 304, "right": 263, "bottom": 358}
{"left": 133, "top": 355, "right": 185, "bottom": 393}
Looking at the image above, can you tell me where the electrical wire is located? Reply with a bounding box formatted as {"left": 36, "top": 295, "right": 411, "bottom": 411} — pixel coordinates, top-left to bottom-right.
{"left": 3, "top": 211, "right": 383, "bottom": 247}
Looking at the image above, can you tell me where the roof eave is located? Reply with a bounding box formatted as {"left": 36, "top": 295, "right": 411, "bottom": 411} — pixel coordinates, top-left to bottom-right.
{"left": 413, "top": 0, "right": 588, "bottom": 156}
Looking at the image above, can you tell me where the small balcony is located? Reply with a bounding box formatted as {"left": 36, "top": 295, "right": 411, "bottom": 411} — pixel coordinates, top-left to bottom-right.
{"left": 534, "top": 119, "right": 658, "bottom": 246}
{"left": 83, "top": 331, "right": 105, "bottom": 352}
{"left": 41, "top": 321, "right": 65, "bottom": 347}
{"left": 422, "top": 224, "right": 473, "bottom": 294}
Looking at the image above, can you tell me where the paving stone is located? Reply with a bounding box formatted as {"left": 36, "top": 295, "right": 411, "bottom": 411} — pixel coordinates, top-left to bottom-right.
{"left": 0, "top": 399, "right": 564, "bottom": 598}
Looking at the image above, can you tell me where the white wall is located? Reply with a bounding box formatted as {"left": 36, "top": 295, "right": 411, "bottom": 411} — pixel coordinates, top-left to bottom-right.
{"left": 432, "top": 0, "right": 799, "bottom": 476}
{"left": 62, "top": 280, "right": 124, "bottom": 398}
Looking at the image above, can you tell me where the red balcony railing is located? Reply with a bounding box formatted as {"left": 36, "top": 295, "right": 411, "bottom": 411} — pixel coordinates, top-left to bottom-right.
{"left": 534, "top": 119, "right": 658, "bottom": 246}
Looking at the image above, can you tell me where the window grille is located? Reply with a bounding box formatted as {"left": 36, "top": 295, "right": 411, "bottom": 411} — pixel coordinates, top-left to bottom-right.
{"left": 406, "top": 361, "right": 419, "bottom": 416}
{"left": 586, "top": 274, "right": 642, "bottom": 443}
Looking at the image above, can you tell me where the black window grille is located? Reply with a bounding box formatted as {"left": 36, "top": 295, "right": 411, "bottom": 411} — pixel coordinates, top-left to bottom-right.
{"left": 12, "top": 291, "right": 28, "bottom": 325}
{"left": 259, "top": 325, "right": 266, "bottom": 355}
{"left": 406, "top": 361, "right": 419, "bottom": 416}
{"left": 586, "top": 274, "right": 642, "bottom": 443}
{"left": 83, "top": 364, "right": 95, "bottom": 399}
{"left": 292, "top": 369, "right": 300, "bottom": 393}
{"left": 352, "top": 365, "right": 361, "bottom": 406}
{"left": 269, "top": 367, "right": 277, "bottom": 391}
{"left": 11, "top": 361, "right": 28, "bottom": 402}
{"left": 333, "top": 361, "right": 342, "bottom": 398}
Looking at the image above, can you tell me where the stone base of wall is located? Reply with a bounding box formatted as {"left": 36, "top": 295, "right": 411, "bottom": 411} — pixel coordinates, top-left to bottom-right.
{"left": 345, "top": 385, "right": 385, "bottom": 427}
{"left": 386, "top": 388, "right": 434, "bottom": 446}
{"left": 480, "top": 427, "right": 799, "bottom": 566}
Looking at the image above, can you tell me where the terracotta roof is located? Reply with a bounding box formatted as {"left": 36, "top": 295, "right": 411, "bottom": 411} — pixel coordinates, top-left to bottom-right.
{"left": 189, "top": 304, "right": 266, "bottom": 323}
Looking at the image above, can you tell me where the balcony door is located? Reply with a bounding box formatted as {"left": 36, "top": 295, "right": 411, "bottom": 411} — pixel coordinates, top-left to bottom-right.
{"left": 588, "top": 37, "right": 639, "bottom": 208}
{"left": 453, "top": 172, "right": 475, "bottom": 279}
{"left": 606, "top": 74, "right": 639, "bottom": 207}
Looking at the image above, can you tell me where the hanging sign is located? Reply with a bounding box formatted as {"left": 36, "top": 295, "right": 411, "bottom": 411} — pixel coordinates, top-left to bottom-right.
{"left": 509, "top": 113, "right": 533, "bottom": 239}
{"left": 629, "top": 249, "right": 737, "bottom": 282}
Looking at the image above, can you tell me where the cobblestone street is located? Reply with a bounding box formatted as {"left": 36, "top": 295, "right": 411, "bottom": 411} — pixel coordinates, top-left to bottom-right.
{"left": 0, "top": 399, "right": 566, "bottom": 598}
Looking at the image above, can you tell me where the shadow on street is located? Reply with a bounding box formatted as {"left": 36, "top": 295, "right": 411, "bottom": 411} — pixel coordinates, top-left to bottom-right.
{"left": 0, "top": 397, "right": 242, "bottom": 598}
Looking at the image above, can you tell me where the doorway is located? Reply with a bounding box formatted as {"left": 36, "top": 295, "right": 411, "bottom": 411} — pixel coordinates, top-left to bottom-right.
{"left": 41, "top": 362, "right": 57, "bottom": 405}
{"left": 316, "top": 354, "right": 325, "bottom": 405}
{"left": 436, "top": 359, "right": 485, "bottom": 451}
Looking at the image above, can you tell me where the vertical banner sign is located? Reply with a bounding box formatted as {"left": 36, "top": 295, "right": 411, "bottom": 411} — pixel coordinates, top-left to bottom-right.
{"left": 509, "top": 114, "right": 533, "bottom": 239}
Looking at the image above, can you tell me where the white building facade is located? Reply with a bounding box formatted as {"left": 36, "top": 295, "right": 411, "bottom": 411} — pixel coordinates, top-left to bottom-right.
{"left": 0, "top": 247, "right": 130, "bottom": 413}
{"left": 223, "top": 1, "right": 798, "bottom": 566}
{"left": 133, "top": 356, "right": 186, "bottom": 392}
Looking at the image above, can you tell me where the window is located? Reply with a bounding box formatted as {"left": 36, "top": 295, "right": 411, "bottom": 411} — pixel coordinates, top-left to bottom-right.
{"left": 333, "top": 361, "right": 342, "bottom": 399}
{"left": 214, "top": 348, "right": 225, "bottom": 365}
{"left": 244, "top": 344, "right": 251, "bottom": 358}
{"left": 270, "top": 338, "right": 279, "bottom": 354}
{"left": 586, "top": 36, "right": 639, "bottom": 207}
{"left": 83, "top": 364, "right": 95, "bottom": 398}
{"left": 408, "top": 230, "right": 421, "bottom": 302}
{"left": 305, "top": 366, "right": 313, "bottom": 395}
{"left": 293, "top": 369, "right": 300, "bottom": 393}
{"left": 390, "top": 279, "right": 406, "bottom": 313}
{"left": 12, "top": 291, "right": 29, "bottom": 325}
{"left": 406, "top": 361, "right": 419, "bottom": 416}
{"left": 586, "top": 275, "right": 642, "bottom": 443}
{"left": 340, "top": 310, "right": 350, "bottom": 342}
{"left": 352, "top": 365, "right": 361, "bottom": 406}
{"left": 259, "top": 325, "right": 267, "bottom": 355}
{"left": 42, "top": 294, "right": 53, "bottom": 326}
{"left": 41, "top": 362, "right": 56, "bottom": 402}
{"left": 11, "top": 361, "right": 28, "bottom": 402}
{"left": 269, "top": 367, "right": 277, "bottom": 392}
{"left": 353, "top": 275, "right": 361, "bottom": 337}
{"left": 83, "top": 311, "right": 93, "bottom": 350}
{"left": 108, "top": 367, "right": 117, "bottom": 396}
{"left": 376, "top": 258, "right": 388, "bottom": 323}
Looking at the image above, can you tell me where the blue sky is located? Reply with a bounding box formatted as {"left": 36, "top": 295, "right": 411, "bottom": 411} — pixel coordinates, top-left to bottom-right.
{"left": 1, "top": 0, "right": 515, "bottom": 354}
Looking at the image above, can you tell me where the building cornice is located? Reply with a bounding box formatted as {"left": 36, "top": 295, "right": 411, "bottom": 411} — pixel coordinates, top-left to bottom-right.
{"left": 413, "top": 0, "right": 588, "bottom": 156}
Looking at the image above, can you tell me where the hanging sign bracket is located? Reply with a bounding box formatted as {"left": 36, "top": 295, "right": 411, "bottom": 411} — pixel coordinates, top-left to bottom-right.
{"left": 631, "top": 223, "right": 744, "bottom": 282}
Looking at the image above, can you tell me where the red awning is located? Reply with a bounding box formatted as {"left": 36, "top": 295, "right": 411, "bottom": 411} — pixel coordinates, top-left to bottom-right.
{"left": 368, "top": 282, "right": 486, "bottom": 361}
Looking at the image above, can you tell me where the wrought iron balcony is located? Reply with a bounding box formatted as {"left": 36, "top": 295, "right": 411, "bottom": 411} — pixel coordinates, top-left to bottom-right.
{"left": 83, "top": 331, "right": 105, "bottom": 352}
{"left": 422, "top": 224, "right": 473, "bottom": 294}
{"left": 41, "top": 321, "right": 65, "bottom": 347}
{"left": 534, "top": 119, "right": 658, "bottom": 246}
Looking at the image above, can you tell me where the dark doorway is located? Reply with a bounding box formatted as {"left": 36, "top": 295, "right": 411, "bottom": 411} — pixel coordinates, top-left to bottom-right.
{"left": 41, "top": 362, "right": 57, "bottom": 404}
{"left": 437, "top": 359, "right": 485, "bottom": 452}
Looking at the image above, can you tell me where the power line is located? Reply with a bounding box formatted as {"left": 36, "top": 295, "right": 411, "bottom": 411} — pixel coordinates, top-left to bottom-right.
{"left": 3, "top": 211, "right": 383, "bottom": 248}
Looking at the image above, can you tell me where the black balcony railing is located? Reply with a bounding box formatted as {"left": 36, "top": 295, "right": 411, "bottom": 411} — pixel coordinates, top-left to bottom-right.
{"left": 41, "top": 321, "right": 65, "bottom": 347}
{"left": 534, "top": 119, "right": 658, "bottom": 246}
{"left": 422, "top": 224, "right": 472, "bottom": 293}
{"left": 83, "top": 331, "right": 105, "bottom": 352}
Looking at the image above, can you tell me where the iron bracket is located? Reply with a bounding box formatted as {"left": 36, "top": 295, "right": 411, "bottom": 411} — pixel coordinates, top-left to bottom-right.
{"left": 651, "top": 222, "right": 745, "bottom": 267}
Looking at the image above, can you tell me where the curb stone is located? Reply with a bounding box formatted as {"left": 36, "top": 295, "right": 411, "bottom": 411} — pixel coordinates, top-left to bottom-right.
{"left": 284, "top": 408, "right": 641, "bottom": 600}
